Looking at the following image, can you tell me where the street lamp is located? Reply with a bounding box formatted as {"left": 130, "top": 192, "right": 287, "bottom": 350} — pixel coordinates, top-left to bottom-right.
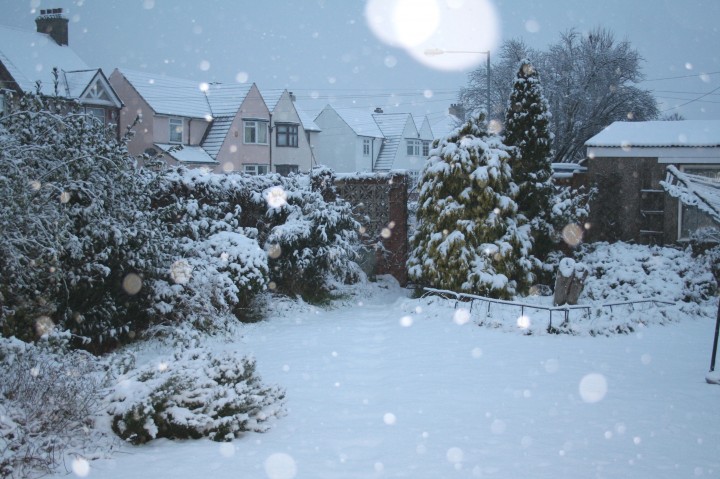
{"left": 424, "top": 48, "right": 491, "bottom": 117}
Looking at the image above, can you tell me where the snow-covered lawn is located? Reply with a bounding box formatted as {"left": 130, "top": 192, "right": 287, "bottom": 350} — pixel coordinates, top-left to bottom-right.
{"left": 67, "top": 276, "right": 720, "bottom": 479}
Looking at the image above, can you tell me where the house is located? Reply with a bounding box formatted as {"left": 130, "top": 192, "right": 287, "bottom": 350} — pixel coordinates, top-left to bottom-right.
{"left": 109, "top": 69, "right": 316, "bottom": 175}
{"left": 313, "top": 105, "right": 434, "bottom": 186}
{"left": 0, "top": 9, "right": 123, "bottom": 135}
{"left": 584, "top": 120, "right": 720, "bottom": 244}
{"left": 261, "top": 89, "right": 320, "bottom": 175}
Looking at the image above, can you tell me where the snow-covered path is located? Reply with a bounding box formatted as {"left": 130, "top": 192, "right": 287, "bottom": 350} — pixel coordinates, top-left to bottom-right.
{"left": 81, "top": 279, "right": 720, "bottom": 478}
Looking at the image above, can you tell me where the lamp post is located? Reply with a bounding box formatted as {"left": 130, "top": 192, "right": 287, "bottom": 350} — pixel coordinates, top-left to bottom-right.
{"left": 424, "top": 48, "right": 491, "bottom": 115}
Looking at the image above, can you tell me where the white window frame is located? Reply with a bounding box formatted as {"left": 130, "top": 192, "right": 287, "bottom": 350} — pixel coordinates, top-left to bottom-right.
{"left": 243, "top": 119, "right": 269, "bottom": 145}
{"left": 84, "top": 106, "right": 106, "bottom": 125}
{"left": 677, "top": 164, "right": 720, "bottom": 240}
{"left": 243, "top": 164, "right": 269, "bottom": 176}
{"left": 422, "top": 140, "right": 430, "bottom": 157}
{"left": 407, "top": 139, "right": 421, "bottom": 156}
{"left": 169, "top": 118, "right": 183, "bottom": 144}
{"left": 363, "top": 138, "right": 371, "bottom": 157}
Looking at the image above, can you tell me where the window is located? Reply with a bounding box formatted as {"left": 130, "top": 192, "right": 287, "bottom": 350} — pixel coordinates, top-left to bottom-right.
{"left": 243, "top": 164, "right": 269, "bottom": 175}
{"left": 406, "top": 139, "right": 421, "bottom": 156}
{"left": 363, "top": 138, "right": 371, "bottom": 157}
{"left": 84, "top": 106, "right": 106, "bottom": 124}
{"left": 244, "top": 120, "right": 269, "bottom": 144}
{"left": 276, "top": 164, "right": 299, "bottom": 176}
{"left": 679, "top": 166, "right": 720, "bottom": 239}
{"left": 276, "top": 123, "right": 299, "bottom": 147}
{"left": 0, "top": 93, "right": 5, "bottom": 117}
{"left": 169, "top": 118, "right": 183, "bottom": 143}
{"left": 422, "top": 140, "right": 430, "bottom": 157}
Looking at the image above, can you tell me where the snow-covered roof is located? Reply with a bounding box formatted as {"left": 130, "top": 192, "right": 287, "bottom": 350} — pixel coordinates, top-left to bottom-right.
{"left": 328, "top": 107, "right": 384, "bottom": 138}
{"left": 117, "top": 69, "right": 256, "bottom": 119}
{"left": 431, "top": 114, "right": 463, "bottom": 140}
{"left": 296, "top": 106, "right": 321, "bottom": 132}
{"left": 260, "top": 89, "right": 283, "bottom": 112}
{"left": 373, "top": 112, "right": 414, "bottom": 138}
{"left": 156, "top": 143, "right": 218, "bottom": 165}
{"left": 203, "top": 83, "right": 252, "bottom": 117}
{"left": 0, "top": 24, "right": 91, "bottom": 97}
{"left": 117, "top": 69, "right": 212, "bottom": 119}
{"left": 585, "top": 120, "right": 720, "bottom": 148}
{"left": 202, "top": 116, "right": 234, "bottom": 160}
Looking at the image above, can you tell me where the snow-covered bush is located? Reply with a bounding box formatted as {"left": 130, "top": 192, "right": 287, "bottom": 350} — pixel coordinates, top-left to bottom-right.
{"left": 153, "top": 166, "right": 362, "bottom": 307}
{"left": 0, "top": 94, "right": 169, "bottom": 352}
{"left": 265, "top": 167, "right": 362, "bottom": 301}
{"left": 577, "top": 242, "right": 716, "bottom": 303}
{"left": 0, "top": 336, "right": 107, "bottom": 478}
{"left": 108, "top": 349, "right": 285, "bottom": 444}
{"left": 408, "top": 113, "right": 534, "bottom": 298}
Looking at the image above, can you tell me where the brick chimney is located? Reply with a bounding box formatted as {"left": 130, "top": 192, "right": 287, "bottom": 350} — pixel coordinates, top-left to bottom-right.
{"left": 449, "top": 103, "right": 465, "bottom": 120}
{"left": 36, "top": 8, "right": 69, "bottom": 46}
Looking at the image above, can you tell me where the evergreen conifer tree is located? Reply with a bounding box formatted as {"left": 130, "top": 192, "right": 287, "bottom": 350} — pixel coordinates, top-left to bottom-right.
{"left": 503, "top": 60, "right": 555, "bottom": 261}
{"left": 407, "top": 113, "right": 533, "bottom": 299}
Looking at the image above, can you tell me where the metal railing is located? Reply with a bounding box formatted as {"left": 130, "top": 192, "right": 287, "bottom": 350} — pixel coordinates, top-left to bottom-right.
{"left": 422, "top": 287, "right": 676, "bottom": 330}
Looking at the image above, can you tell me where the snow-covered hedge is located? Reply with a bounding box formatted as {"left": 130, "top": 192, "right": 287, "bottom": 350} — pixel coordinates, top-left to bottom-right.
{"left": 0, "top": 94, "right": 170, "bottom": 352}
{"left": 154, "top": 166, "right": 362, "bottom": 307}
{"left": 108, "top": 349, "right": 285, "bottom": 444}
{"left": 577, "top": 241, "right": 716, "bottom": 304}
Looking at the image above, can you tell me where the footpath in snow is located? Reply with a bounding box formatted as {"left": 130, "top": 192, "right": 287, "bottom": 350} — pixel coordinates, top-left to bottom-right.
{"left": 79, "top": 277, "right": 720, "bottom": 479}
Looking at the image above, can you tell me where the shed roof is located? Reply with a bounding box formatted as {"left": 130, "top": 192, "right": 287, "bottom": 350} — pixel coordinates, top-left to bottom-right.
{"left": 585, "top": 120, "right": 720, "bottom": 148}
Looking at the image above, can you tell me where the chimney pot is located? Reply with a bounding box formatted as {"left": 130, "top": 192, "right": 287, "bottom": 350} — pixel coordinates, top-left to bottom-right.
{"left": 374, "top": 107, "right": 383, "bottom": 114}
{"left": 36, "top": 8, "right": 69, "bottom": 46}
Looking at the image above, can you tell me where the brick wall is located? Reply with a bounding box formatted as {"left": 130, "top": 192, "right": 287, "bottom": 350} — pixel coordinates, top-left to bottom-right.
{"left": 335, "top": 173, "right": 409, "bottom": 285}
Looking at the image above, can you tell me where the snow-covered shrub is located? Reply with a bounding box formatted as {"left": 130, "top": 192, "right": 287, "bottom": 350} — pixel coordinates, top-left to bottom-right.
{"left": 153, "top": 166, "right": 362, "bottom": 307}
{"left": 0, "top": 94, "right": 170, "bottom": 352}
{"left": 0, "top": 336, "right": 107, "bottom": 478}
{"left": 108, "top": 349, "right": 285, "bottom": 444}
{"left": 408, "top": 113, "right": 534, "bottom": 299}
{"left": 265, "top": 167, "right": 362, "bottom": 301}
{"left": 153, "top": 231, "right": 269, "bottom": 325}
{"left": 577, "top": 242, "right": 716, "bottom": 303}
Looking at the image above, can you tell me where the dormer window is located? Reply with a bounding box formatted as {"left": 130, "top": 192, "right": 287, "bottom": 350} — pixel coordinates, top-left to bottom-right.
{"left": 169, "top": 118, "right": 183, "bottom": 143}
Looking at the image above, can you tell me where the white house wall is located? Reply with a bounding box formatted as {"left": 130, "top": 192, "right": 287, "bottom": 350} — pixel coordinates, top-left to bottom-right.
{"left": 314, "top": 107, "right": 374, "bottom": 173}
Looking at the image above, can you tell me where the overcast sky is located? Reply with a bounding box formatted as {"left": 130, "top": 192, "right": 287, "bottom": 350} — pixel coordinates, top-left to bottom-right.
{"left": 2, "top": 0, "right": 719, "bottom": 124}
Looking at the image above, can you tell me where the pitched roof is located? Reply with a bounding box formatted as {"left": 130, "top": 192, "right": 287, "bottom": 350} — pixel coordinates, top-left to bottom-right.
{"left": 156, "top": 143, "right": 218, "bottom": 165}
{"left": 328, "top": 107, "right": 384, "bottom": 138}
{"left": 372, "top": 112, "right": 413, "bottom": 138}
{"left": 202, "top": 116, "right": 234, "bottom": 159}
{"left": 116, "top": 69, "right": 257, "bottom": 120}
{"left": 0, "top": 24, "right": 90, "bottom": 96}
{"left": 296, "top": 105, "right": 321, "bottom": 132}
{"left": 115, "top": 69, "right": 212, "bottom": 119}
{"left": 585, "top": 120, "right": 720, "bottom": 148}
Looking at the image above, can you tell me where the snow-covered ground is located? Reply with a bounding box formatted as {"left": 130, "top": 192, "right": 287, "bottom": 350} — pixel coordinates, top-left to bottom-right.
{"left": 63, "top": 275, "right": 720, "bottom": 479}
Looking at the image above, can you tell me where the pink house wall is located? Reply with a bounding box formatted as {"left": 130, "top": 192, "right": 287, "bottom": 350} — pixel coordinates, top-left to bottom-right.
{"left": 216, "top": 83, "right": 270, "bottom": 173}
